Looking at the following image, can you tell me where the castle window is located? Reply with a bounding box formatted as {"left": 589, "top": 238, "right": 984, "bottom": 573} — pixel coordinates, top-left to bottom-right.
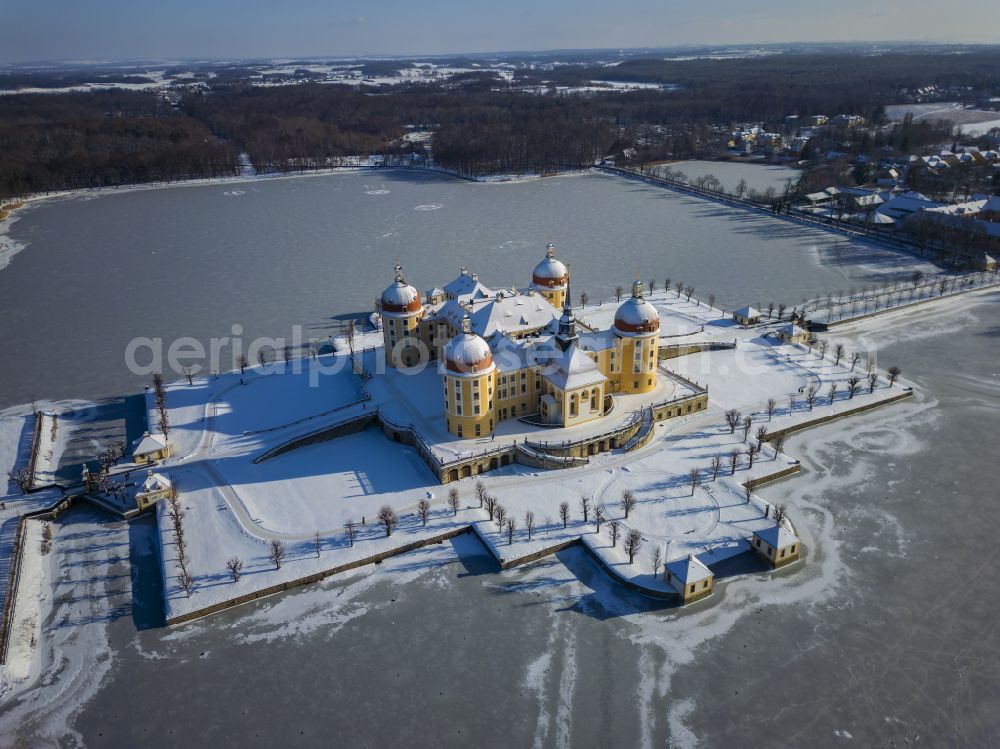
{"left": 457, "top": 424, "right": 463, "bottom": 437}
{"left": 475, "top": 424, "right": 481, "bottom": 436}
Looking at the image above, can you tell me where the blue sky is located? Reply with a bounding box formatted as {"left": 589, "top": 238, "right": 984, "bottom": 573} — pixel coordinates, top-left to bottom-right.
{"left": 2, "top": 0, "right": 996, "bottom": 64}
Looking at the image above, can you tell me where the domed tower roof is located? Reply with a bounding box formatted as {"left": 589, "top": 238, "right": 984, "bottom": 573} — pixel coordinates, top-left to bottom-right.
{"left": 380, "top": 264, "right": 422, "bottom": 317}
{"left": 532, "top": 243, "right": 569, "bottom": 289}
{"left": 443, "top": 315, "right": 494, "bottom": 376}
{"left": 614, "top": 279, "right": 660, "bottom": 336}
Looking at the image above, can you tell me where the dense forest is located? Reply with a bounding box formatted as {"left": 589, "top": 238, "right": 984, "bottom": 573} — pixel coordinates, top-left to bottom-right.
{"left": 0, "top": 91, "right": 238, "bottom": 197}
{"left": 2, "top": 50, "right": 1000, "bottom": 199}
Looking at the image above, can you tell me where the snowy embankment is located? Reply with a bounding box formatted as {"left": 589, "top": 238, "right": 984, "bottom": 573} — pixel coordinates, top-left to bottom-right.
{"left": 30, "top": 412, "right": 66, "bottom": 488}
{"left": 150, "top": 289, "right": 915, "bottom": 622}
{"left": 0, "top": 519, "right": 52, "bottom": 683}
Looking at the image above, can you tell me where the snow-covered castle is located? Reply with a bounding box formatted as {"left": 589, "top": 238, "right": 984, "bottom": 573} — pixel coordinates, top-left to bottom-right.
{"left": 378, "top": 243, "right": 661, "bottom": 438}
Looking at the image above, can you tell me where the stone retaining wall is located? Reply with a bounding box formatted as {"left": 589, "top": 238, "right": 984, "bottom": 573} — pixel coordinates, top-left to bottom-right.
{"left": 764, "top": 390, "right": 914, "bottom": 441}
{"left": 165, "top": 525, "right": 473, "bottom": 626}
{"left": 253, "top": 413, "right": 376, "bottom": 463}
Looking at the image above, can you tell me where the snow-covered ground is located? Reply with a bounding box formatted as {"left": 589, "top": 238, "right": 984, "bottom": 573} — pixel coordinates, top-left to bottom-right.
{"left": 144, "top": 288, "right": 915, "bottom": 621}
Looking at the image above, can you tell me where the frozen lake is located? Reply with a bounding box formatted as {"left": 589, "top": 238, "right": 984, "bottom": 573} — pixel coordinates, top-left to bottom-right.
{"left": 0, "top": 169, "right": 936, "bottom": 410}
{"left": 2, "top": 170, "right": 996, "bottom": 746}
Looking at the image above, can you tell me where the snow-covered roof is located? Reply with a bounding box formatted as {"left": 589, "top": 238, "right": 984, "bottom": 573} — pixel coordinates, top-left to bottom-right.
{"left": 666, "top": 554, "right": 713, "bottom": 585}
{"left": 141, "top": 469, "right": 172, "bottom": 493}
{"left": 876, "top": 192, "right": 940, "bottom": 219}
{"left": 132, "top": 431, "right": 166, "bottom": 456}
{"left": 442, "top": 327, "right": 494, "bottom": 376}
{"left": 532, "top": 243, "right": 569, "bottom": 285}
{"left": 754, "top": 525, "right": 799, "bottom": 549}
{"left": 542, "top": 343, "right": 607, "bottom": 391}
{"left": 442, "top": 270, "right": 493, "bottom": 302}
{"left": 432, "top": 291, "right": 559, "bottom": 340}
{"left": 732, "top": 306, "right": 761, "bottom": 318}
{"left": 776, "top": 323, "right": 808, "bottom": 337}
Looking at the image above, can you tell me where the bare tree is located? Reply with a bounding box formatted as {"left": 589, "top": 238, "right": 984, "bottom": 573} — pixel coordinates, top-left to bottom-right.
{"left": 828, "top": 382, "right": 838, "bottom": 404}
{"left": 624, "top": 530, "right": 642, "bottom": 563}
{"left": 741, "top": 415, "right": 753, "bottom": 442}
{"left": 559, "top": 501, "right": 570, "bottom": 528}
{"left": 846, "top": 376, "right": 861, "bottom": 399}
{"left": 648, "top": 279, "right": 657, "bottom": 293}
{"left": 580, "top": 496, "right": 590, "bottom": 523}
{"left": 377, "top": 505, "right": 398, "bottom": 537}
{"left": 744, "top": 478, "right": 756, "bottom": 503}
{"left": 313, "top": 530, "right": 322, "bottom": 557}
{"left": 664, "top": 278, "right": 671, "bottom": 294}
{"left": 755, "top": 425, "right": 768, "bottom": 452}
{"left": 684, "top": 285, "right": 695, "bottom": 302}
{"left": 708, "top": 293, "right": 716, "bottom": 310}
{"left": 777, "top": 303, "right": 786, "bottom": 321}
{"left": 345, "top": 320, "right": 356, "bottom": 353}
{"left": 609, "top": 519, "right": 620, "bottom": 547}
{"left": 868, "top": 371, "right": 879, "bottom": 392}
{"left": 7, "top": 466, "right": 31, "bottom": 493}
{"left": 580, "top": 292, "right": 589, "bottom": 307}
{"left": 621, "top": 490, "right": 637, "bottom": 519}
{"left": 817, "top": 340, "right": 829, "bottom": 359}
{"left": 152, "top": 373, "right": 170, "bottom": 438}
{"left": 849, "top": 352, "right": 861, "bottom": 371}
{"left": 524, "top": 511, "right": 535, "bottom": 540}
{"left": 268, "top": 539, "right": 286, "bottom": 570}
{"left": 710, "top": 455, "right": 723, "bottom": 480}
{"left": 227, "top": 557, "right": 243, "bottom": 582}
{"left": 238, "top": 354, "right": 248, "bottom": 374}
{"left": 772, "top": 504, "right": 788, "bottom": 525}
{"left": 345, "top": 519, "right": 357, "bottom": 547}
{"left": 725, "top": 409, "right": 741, "bottom": 434}
{"left": 887, "top": 366, "right": 902, "bottom": 386}
{"left": 675, "top": 279, "right": 684, "bottom": 296}
{"left": 615, "top": 285, "right": 624, "bottom": 302}
{"left": 773, "top": 434, "right": 786, "bottom": 458}
{"left": 652, "top": 545, "right": 662, "bottom": 576}
{"left": 183, "top": 366, "right": 194, "bottom": 385}
{"left": 594, "top": 506, "right": 605, "bottom": 532}
{"left": 729, "top": 449, "right": 740, "bottom": 475}
{"left": 417, "top": 498, "right": 431, "bottom": 526}
{"left": 484, "top": 494, "right": 498, "bottom": 520}
{"left": 766, "top": 398, "right": 777, "bottom": 421}
{"left": 178, "top": 570, "right": 195, "bottom": 597}
{"left": 746, "top": 443, "right": 759, "bottom": 468}
{"left": 833, "top": 344, "right": 845, "bottom": 366}
{"left": 494, "top": 503, "right": 507, "bottom": 530}
{"left": 688, "top": 467, "right": 701, "bottom": 495}
{"left": 448, "top": 488, "right": 460, "bottom": 516}
{"left": 767, "top": 302, "right": 775, "bottom": 319}
{"left": 805, "top": 385, "right": 818, "bottom": 410}
{"left": 506, "top": 517, "right": 516, "bottom": 544}
{"left": 474, "top": 481, "right": 488, "bottom": 508}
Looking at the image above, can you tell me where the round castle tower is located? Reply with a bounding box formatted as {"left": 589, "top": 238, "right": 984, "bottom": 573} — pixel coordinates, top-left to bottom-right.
{"left": 531, "top": 242, "right": 569, "bottom": 309}
{"left": 380, "top": 264, "right": 424, "bottom": 368}
{"left": 442, "top": 314, "right": 496, "bottom": 438}
{"left": 613, "top": 279, "right": 660, "bottom": 394}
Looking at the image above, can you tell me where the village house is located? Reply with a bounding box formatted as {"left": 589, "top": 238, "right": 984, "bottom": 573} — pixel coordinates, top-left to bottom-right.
{"left": 135, "top": 469, "right": 175, "bottom": 511}
{"left": 752, "top": 526, "right": 801, "bottom": 568}
{"left": 131, "top": 431, "right": 169, "bottom": 464}
{"left": 665, "top": 554, "right": 714, "bottom": 604}
{"left": 731, "top": 306, "right": 761, "bottom": 326}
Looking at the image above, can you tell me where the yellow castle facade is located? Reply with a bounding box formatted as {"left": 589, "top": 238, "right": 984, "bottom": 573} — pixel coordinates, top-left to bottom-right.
{"left": 378, "top": 244, "right": 660, "bottom": 439}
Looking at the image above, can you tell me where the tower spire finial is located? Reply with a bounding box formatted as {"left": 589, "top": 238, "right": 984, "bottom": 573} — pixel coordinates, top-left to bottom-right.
{"left": 394, "top": 263, "right": 404, "bottom": 283}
